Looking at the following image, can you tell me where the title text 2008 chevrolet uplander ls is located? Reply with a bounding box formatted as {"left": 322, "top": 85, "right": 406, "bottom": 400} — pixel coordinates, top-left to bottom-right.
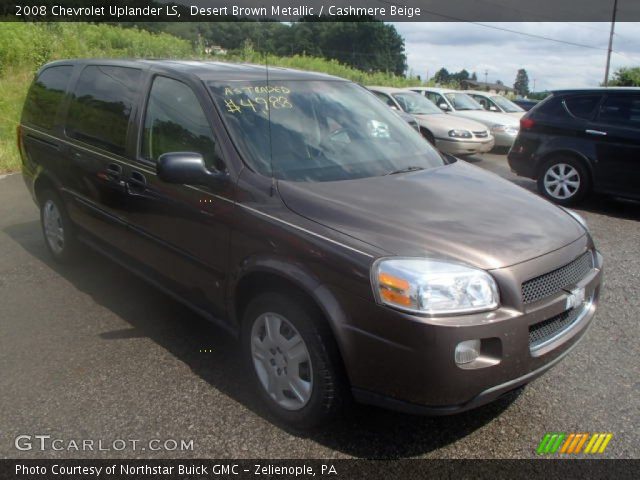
{"left": 18, "top": 60, "right": 602, "bottom": 428}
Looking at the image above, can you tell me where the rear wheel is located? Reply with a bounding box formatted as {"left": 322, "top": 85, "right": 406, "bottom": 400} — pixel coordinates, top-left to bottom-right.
{"left": 537, "top": 156, "right": 590, "bottom": 206}
{"left": 39, "top": 189, "right": 79, "bottom": 263}
{"left": 242, "top": 291, "right": 347, "bottom": 429}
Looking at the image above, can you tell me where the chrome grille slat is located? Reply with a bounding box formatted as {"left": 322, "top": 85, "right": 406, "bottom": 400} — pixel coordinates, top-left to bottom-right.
{"left": 529, "top": 301, "right": 589, "bottom": 351}
{"left": 521, "top": 251, "right": 593, "bottom": 304}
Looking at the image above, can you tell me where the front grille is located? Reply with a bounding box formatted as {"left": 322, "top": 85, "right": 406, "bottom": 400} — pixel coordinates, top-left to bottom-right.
{"left": 473, "top": 131, "right": 489, "bottom": 138}
{"left": 529, "top": 302, "right": 588, "bottom": 351}
{"left": 521, "top": 251, "right": 593, "bottom": 304}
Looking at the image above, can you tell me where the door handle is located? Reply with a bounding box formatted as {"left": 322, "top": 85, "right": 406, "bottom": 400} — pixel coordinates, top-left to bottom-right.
{"left": 126, "top": 170, "right": 147, "bottom": 195}
{"left": 585, "top": 129, "right": 607, "bottom": 136}
{"left": 106, "top": 163, "right": 122, "bottom": 180}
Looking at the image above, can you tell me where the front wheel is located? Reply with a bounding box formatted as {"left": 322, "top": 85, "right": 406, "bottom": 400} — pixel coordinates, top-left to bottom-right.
{"left": 537, "top": 156, "right": 590, "bottom": 206}
{"left": 242, "top": 291, "right": 347, "bottom": 429}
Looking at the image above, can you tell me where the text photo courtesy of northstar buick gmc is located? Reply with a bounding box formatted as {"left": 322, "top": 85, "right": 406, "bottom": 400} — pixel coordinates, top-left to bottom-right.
{"left": 18, "top": 59, "right": 602, "bottom": 428}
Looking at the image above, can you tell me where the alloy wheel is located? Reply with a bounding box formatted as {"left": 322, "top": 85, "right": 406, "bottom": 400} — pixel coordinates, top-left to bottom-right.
{"left": 43, "top": 199, "right": 65, "bottom": 255}
{"left": 250, "top": 312, "right": 313, "bottom": 411}
{"left": 543, "top": 163, "right": 581, "bottom": 200}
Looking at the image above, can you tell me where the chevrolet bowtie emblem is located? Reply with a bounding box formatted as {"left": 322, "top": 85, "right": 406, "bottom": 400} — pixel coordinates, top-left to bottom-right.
{"left": 565, "top": 286, "right": 586, "bottom": 310}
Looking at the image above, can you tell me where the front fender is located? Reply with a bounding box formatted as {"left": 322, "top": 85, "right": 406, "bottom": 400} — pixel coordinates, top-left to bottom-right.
{"left": 227, "top": 254, "right": 351, "bottom": 360}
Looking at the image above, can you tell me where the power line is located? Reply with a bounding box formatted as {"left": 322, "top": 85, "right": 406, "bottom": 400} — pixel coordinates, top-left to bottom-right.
{"left": 377, "top": 0, "right": 608, "bottom": 51}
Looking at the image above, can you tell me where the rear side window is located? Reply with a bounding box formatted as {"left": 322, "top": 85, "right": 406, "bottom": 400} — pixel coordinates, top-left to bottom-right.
{"left": 141, "top": 76, "right": 223, "bottom": 171}
{"left": 598, "top": 95, "right": 640, "bottom": 128}
{"left": 535, "top": 95, "right": 568, "bottom": 117}
{"left": 372, "top": 91, "right": 396, "bottom": 108}
{"left": 564, "top": 95, "right": 601, "bottom": 120}
{"left": 425, "top": 92, "right": 444, "bottom": 106}
{"left": 66, "top": 66, "right": 141, "bottom": 155}
{"left": 22, "top": 66, "right": 73, "bottom": 130}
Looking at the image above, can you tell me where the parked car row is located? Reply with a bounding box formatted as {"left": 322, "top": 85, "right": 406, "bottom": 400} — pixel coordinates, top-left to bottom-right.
{"left": 370, "top": 83, "right": 639, "bottom": 206}
{"left": 368, "top": 87, "right": 494, "bottom": 156}
{"left": 367, "top": 86, "right": 524, "bottom": 154}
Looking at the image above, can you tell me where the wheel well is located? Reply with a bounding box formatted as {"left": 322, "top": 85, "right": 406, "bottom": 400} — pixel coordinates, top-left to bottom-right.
{"left": 33, "top": 174, "right": 57, "bottom": 206}
{"left": 234, "top": 270, "right": 350, "bottom": 385}
{"left": 537, "top": 150, "right": 592, "bottom": 182}
{"left": 420, "top": 127, "right": 434, "bottom": 139}
{"left": 235, "top": 272, "right": 324, "bottom": 325}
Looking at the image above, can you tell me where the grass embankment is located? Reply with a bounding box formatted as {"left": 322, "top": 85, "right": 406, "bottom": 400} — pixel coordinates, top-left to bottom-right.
{"left": 0, "top": 22, "right": 421, "bottom": 173}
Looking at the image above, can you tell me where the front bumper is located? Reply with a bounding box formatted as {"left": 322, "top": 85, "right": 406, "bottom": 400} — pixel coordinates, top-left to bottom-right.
{"left": 436, "top": 137, "right": 495, "bottom": 156}
{"left": 492, "top": 131, "right": 519, "bottom": 148}
{"left": 335, "top": 237, "right": 602, "bottom": 414}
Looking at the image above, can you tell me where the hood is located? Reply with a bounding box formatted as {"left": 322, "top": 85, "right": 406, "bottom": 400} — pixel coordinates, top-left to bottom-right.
{"left": 450, "top": 110, "right": 520, "bottom": 127}
{"left": 277, "top": 161, "right": 584, "bottom": 270}
{"left": 506, "top": 111, "right": 526, "bottom": 118}
{"left": 413, "top": 113, "right": 489, "bottom": 136}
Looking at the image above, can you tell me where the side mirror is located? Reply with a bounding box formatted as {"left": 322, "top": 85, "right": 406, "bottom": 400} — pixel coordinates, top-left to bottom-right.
{"left": 157, "top": 152, "right": 225, "bottom": 186}
{"left": 438, "top": 103, "right": 450, "bottom": 111}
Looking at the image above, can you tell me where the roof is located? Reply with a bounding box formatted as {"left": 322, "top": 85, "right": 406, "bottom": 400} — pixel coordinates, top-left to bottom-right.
{"left": 41, "top": 59, "right": 347, "bottom": 82}
{"left": 463, "top": 90, "right": 507, "bottom": 96}
{"left": 366, "top": 86, "right": 405, "bottom": 94}
{"left": 550, "top": 87, "right": 640, "bottom": 94}
{"left": 409, "top": 87, "right": 457, "bottom": 93}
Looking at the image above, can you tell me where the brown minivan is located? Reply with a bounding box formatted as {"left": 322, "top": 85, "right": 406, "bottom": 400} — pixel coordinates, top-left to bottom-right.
{"left": 19, "top": 60, "right": 603, "bottom": 428}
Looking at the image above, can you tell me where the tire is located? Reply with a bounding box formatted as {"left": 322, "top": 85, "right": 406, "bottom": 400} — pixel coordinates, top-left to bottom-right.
{"left": 39, "top": 189, "right": 79, "bottom": 263}
{"left": 421, "top": 128, "right": 435, "bottom": 146}
{"left": 241, "top": 291, "right": 347, "bottom": 429}
{"left": 537, "top": 155, "right": 591, "bottom": 206}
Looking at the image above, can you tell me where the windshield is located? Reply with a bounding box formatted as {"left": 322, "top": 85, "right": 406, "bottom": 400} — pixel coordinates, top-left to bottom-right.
{"left": 209, "top": 80, "right": 445, "bottom": 182}
{"left": 490, "top": 95, "right": 524, "bottom": 113}
{"left": 392, "top": 92, "right": 442, "bottom": 115}
{"left": 444, "top": 93, "right": 483, "bottom": 111}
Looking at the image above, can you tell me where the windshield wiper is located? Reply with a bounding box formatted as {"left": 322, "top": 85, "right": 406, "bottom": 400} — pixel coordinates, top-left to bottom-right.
{"left": 385, "top": 166, "right": 425, "bottom": 176}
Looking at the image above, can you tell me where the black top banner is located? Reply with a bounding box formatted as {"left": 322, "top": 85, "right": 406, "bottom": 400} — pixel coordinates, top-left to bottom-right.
{"left": 1, "top": 0, "right": 639, "bottom": 22}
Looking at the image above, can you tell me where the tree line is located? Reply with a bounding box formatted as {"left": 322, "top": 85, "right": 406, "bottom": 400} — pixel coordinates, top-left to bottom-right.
{"left": 128, "top": 18, "right": 408, "bottom": 76}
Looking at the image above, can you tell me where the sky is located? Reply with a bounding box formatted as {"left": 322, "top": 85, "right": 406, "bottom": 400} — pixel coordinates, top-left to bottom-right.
{"left": 393, "top": 22, "right": 640, "bottom": 91}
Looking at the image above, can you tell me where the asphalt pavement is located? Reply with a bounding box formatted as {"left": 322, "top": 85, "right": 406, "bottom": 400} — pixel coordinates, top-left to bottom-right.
{"left": 1, "top": 154, "right": 638, "bottom": 459}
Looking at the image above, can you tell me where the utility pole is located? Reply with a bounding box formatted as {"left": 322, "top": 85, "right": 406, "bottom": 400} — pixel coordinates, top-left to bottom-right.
{"left": 604, "top": 0, "right": 618, "bottom": 87}
{"left": 484, "top": 69, "right": 488, "bottom": 87}
{"left": 533, "top": 78, "right": 537, "bottom": 91}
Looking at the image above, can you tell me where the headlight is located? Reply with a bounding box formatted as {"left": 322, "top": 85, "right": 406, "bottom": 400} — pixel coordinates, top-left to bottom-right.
{"left": 372, "top": 258, "right": 500, "bottom": 315}
{"left": 562, "top": 208, "right": 588, "bottom": 231}
{"left": 448, "top": 129, "right": 472, "bottom": 139}
{"left": 491, "top": 124, "right": 519, "bottom": 135}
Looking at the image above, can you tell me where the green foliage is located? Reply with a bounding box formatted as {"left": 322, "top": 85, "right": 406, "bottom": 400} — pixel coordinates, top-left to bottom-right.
{"left": 430, "top": 67, "right": 471, "bottom": 88}
{"left": 225, "top": 45, "right": 420, "bottom": 87}
{"left": 0, "top": 22, "right": 420, "bottom": 173}
{"left": 0, "top": 22, "right": 193, "bottom": 172}
{"left": 513, "top": 68, "right": 530, "bottom": 96}
{"left": 0, "top": 22, "right": 194, "bottom": 73}
{"left": 133, "top": 19, "right": 408, "bottom": 75}
{"left": 609, "top": 67, "right": 640, "bottom": 87}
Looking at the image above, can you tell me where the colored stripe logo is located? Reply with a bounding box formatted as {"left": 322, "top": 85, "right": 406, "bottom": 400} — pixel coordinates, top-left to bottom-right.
{"left": 537, "top": 433, "right": 613, "bottom": 455}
